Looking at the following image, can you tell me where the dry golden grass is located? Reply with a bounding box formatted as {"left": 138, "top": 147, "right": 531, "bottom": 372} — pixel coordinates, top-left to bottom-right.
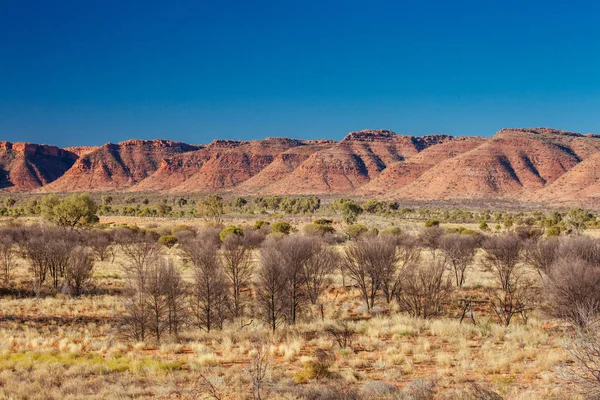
{"left": 0, "top": 222, "right": 593, "bottom": 399}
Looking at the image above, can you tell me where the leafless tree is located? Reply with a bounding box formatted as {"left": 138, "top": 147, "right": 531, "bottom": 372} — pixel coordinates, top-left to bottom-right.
{"left": 482, "top": 233, "right": 523, "bottom": 292}
{"left": 47, "top": 237, "right": 73, "bottom": 290}
{"left": 302, "top": 245, "right": 339, "bottom": 306}
{"left": 162, "top": 260, "right": 187, "bottom": 339}
{"left": 118, "top": 230, "right": 162, "bottom": 342}
{"left": 396, "top": 260, "right": 453, "bottom": 318}
{"left": 343, "top": 236, "right": 397, "bottom": 311}
{"left": 420, "top": 226, "right": 445, "bottom": 257}
{"left": 380, "top": 234, "right": 421, "bottom": 303}
{"left": 145, "top": 258, "right": 171, "bottom": 343}
{"left": 524, "top": 237, "right": 560, "bottom": 277}
{"left": 256, "top": 241, "right": 287, "bottom": 331}
{"left": 221, "top": 235, "right": 254, "bottom": 320}
{"left": 545, "top": 257, "right": 600, "bottom": 326}
{"left": 488, "top": 272, "right": 538, "bottom": 326}
{"left": 440, "top": 234, "right": 478, "bottom": 287}
{"left": 0, "top": 233, "right": 17, "bottom": 285}
{"left": 19, "top": 228, "right": 51, "bottom": 292}
{"left": 65, "top": 246, "right": 95, "bottom": 296}
{"left": 482, "top": 233, "right": 538, "bottom": 326}
{"left": 182, "top": 238, "right": 229, "bottom": 332}
{"left": 277, "top": 236, "right": 318, "bottom": 324}
{"left": 19, "top": 227, "right": 75, "bottom": 291}
{"left": 86, "top": 230, "right": 114, "bottom": 262}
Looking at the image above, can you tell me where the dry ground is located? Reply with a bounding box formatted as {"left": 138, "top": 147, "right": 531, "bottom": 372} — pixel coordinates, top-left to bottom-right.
{"left": 0, "top": 218, "right": 591, "bottom": 399}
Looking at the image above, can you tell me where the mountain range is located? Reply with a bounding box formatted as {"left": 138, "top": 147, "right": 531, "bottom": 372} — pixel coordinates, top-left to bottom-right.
{"left": 2, "top": 127, "right": 599, "bottom": 206}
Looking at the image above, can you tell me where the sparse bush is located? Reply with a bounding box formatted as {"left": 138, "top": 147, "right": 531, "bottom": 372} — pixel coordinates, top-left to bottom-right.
{"left": 64, "top": 246, "right": 95, "bottom": 296}
{"left": 545, "top": 257, "right": 600, "bottom": 326}
{"left": 396, "top": 260, "right": 453, "bottom": 318}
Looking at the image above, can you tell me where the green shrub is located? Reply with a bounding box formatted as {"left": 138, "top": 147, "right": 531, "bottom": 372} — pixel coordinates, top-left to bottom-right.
{"left": 272, "top": 221, "right": 292, "bottom": 235}
{"left": 254, "top": 220, "right": 270, "bottom": 230}
{"left": 303, "top": 223, "right": 335, "bottom": 237}
{"left": 381, "top": 227, "right": 403, "bottom": 236}
{"left": 479, "top": 221, "right": 490, "bottom": 231}
{"left": 313, "top": 218, "right": 333, "bottom": 226}
{"left": 345, "top": 224, "right": 369, "bottom": 239}
{"left": 158, "top": 235, "right": 178, "bottom": 248}
{"left": 546, "top": 226, "right": 561, "bottom": 237}
{"left": 424, "top": 219, "right": 440, "bottom": 228}
{"left": 220, "top": 226, "right": 244, "bottom": 241}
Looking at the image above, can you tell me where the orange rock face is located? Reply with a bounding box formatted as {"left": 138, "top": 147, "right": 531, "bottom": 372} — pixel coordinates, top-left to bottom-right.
{"left": 2, "top": 128, "right": 599, "bottom": 206}
{"left": 0, "top": 142, "right": 78, "bottom": 191}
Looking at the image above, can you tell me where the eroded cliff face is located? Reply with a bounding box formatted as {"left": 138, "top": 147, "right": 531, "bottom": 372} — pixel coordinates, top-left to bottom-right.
{"left": 0, "top": 142, "right": 78, "bottom": 191}
{"left": 2, "top": 127, "right": 599, "bottom": 205}
{"left": 38, "top": 140, "right": 199, "bottom": 192}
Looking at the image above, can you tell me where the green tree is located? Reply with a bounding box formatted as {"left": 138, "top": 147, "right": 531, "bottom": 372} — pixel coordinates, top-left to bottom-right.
{"left": 332, "top": 199, "right": 363, "bottom": 225}
{"left": 41, "top": 193, "right": 99, "bottom": 229}
{"left": 197, "top": 194, "right": 225, "bottom": 223}
{"left": 565, "top": 208, "right": 593, "bottom": 234}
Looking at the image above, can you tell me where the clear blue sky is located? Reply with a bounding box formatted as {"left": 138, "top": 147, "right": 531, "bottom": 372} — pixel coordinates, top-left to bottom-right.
{"left": 1, "top": 0, "right": 600, "bottom": 147}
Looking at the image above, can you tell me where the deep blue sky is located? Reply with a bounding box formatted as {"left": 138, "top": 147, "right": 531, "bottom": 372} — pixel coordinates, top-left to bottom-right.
{"left": 1, "top": 0, "right": 600, "bottom": 147}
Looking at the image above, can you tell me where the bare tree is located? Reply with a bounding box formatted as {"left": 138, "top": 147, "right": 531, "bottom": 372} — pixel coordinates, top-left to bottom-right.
{"left": 381, "top": 234, "right": 421, "bottom": 303}
{"left": 483, "top": 233, "right": 538, "bottom": 326}
{"left": 86, "top": 230, "right": 114, "bottom": 262}
{"left": 182, "top": 238, "right": 229, "bottom": 332}
{"left": 278, "top": 236, "right": 319, "bottom": 324}
{"left": 256, "top": 241, "right": 287, "bottom": 331}
{"left": 524, "top": 237, "right": 560, "bottom": 277}
{"left": 0, "top": 233, "right": 17, "bottom": 285}
{"left": 221, "top": 235, "right": 254, "bottom": 320}
{"left": 302, "top": 245, "right": 339, "bottom": 306}
{"left": 545, "top": 257, "right": 600, "bottom": 326}
{"left": 343, "top": 236, "right": 396, "bottom": 311}
{"left": 118, "top": 230, "right": 162, "bottom": 342}
{"left": 420, "top": 226, "right": 445, "bottom": 257}
{"left": 65, "top": 246, "right": 95, "bottom": 296}
{"left": 396, "top": 260, "right": 453, "bottom": 318}
{"left": 440, "top": 234, "right": 478, "bottom": 287}
{"left": 20, "top": 228, "right": 51, "bottom": 292}
{"left": 46, "top": 237, "right": 73, "bottom": 290}
{"left": 163, "top": 260, "right": 187, "bottom": 339}
{"left": 19, "top": 227, "right": 75, "bottom": 291}
{"left": 482, "top": 233, "right": 522, "bottom": 292}
{"left": 145, "top": 258, "right": 170, "bottom": 343}
{"left": 488, "top": 272, "right": 538, "bottom": 326}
